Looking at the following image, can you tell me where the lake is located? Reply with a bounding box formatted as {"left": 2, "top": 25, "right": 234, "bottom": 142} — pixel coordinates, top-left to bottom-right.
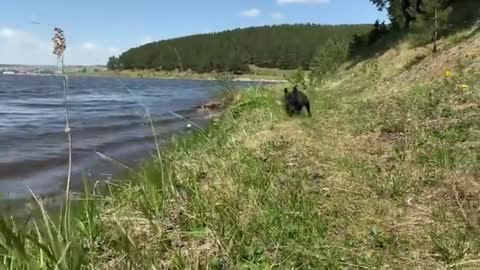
{"left": 0, "top": 75, "right": 266, "bottom": 203}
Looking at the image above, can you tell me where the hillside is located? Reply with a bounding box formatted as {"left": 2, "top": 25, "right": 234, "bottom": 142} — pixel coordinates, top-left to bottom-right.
{"left": 111, "top": 24, "right": 371, "bottom": 73}
{"left": 2, "top": 21, "right": 479, "bottom": 268}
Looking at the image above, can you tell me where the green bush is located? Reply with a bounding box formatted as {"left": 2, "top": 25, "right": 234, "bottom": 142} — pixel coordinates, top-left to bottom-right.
{"left": 286, "top": 68, "right": 309, "bottom": 89}
{"left": 310, "top": 38, "right": 349, "bottom": 83}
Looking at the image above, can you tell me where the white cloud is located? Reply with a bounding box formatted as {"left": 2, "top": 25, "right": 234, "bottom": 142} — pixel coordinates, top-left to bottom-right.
{"left": 0, "top": 27, "right": 15, "bottom": 38}
{"left": 0, "top": 27, "right": 51, "bottom": 65}
{"left": 108, "top": 47, "right": 119, "bottom": 54}
{"left": 277, "top": 0, "right": 330, "bottom": 5}
{"left": 240, "top": 8, "right": 261, "bottom": 17}
{"left": 140, "top": 36, "right": 153, "bottom": 45}
{"left": 82, "top": 42, "right": 97, "bottom": 50}
{"left": 66, "top": 44, "right": 122, "bottom": 65}
{"left": 271, "top": 12, "right": 285, "bottom": 20}
{"left": 0, "top": 26, "right": 121, "bottom": 65}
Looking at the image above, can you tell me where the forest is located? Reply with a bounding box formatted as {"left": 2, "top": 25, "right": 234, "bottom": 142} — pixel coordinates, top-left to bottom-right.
{"left": 349, "top": 0, "right": 480, "bottom": 57}
{"left": 369, "top": 0, "right": 479, "bottom": 30}
{"left": 107, "top": 24, "right": 371, "bottom": 73}
{"left": 108, "top": 0, "right": 480, "bottom": 74}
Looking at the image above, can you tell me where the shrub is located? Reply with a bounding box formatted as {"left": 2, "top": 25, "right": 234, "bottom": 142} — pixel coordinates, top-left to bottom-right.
{"left": 310, "top": 38, "right": 349, "bottom": 83}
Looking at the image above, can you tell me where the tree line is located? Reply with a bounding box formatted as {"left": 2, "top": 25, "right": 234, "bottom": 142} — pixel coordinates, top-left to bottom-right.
{"left": 369, "top": 0, "right": 479, "bottom": 30}
{"left": 108, "top": 1, "right": 479, "bottom": 73}
{"left": 108, "top": 24, "right": 371, "bottom": 73}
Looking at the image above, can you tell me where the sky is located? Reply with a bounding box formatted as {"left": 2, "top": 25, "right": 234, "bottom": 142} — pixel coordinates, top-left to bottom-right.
{"left": 0, "top": 0, "right": 387, "bottom": 66}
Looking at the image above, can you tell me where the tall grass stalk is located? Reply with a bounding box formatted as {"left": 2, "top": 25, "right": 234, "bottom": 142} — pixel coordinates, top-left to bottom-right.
{"left": 95, "top": 151, "right": 136, "bottom": 174}
{"left": 53, "top": 26, "right": 74, "bottom": 239}
{"left": 116, "top": 78, "right": 167, "bottom": 197}
{"left": 61, "top": 73, "right": 72, "bottom": 239}
{"left": 116, "top": 79, "right": 162, "bottom": 162}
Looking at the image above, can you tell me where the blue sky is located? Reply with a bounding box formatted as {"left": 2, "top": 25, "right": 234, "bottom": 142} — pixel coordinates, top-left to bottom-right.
{"left": 0, "top": 0, "right": 387, "bottom": 65}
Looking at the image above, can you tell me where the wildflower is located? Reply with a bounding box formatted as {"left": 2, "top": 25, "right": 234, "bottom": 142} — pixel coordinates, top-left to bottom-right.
{"left": 459, "top": 84, "right": 470, "bottom": 91}
{"left": 52, "top": 27, "right": 66, "bottom": 58}
{"left": 445, "top": 70, "right": 453, "bottom": 78}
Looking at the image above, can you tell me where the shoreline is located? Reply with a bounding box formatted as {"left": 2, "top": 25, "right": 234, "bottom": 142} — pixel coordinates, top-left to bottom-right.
{"left": 1, "top": 72, "right": 287, "bottom": 83}
{"left": 67, "top": 70, "right": 289, "bottom": 83}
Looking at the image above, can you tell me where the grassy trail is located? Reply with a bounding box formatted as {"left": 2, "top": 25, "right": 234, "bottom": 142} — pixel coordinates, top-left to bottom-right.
{"left": 1, "top": 30, "right": 479, "bottom": 269}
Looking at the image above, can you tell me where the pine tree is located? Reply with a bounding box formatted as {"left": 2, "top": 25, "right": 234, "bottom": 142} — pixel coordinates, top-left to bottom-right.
{"left": 415, "top": 0, "right": 452, "bottom": 52}
{"left": 115, "top": 24, "right": 371, "bottom": 73}
{"left": 106, "top": 56, "right": 119, "bottom": 70}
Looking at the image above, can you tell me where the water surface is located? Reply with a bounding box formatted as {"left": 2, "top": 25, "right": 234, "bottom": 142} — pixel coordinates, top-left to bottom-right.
{"left": 0, "top": 75, "right": 264, "bottom": 201}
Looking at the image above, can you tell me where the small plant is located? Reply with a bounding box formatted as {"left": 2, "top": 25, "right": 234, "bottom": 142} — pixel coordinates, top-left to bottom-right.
{"left": 430, "top": 227, "right": 472, "bottom": 264}
{"left": 52, "top": 27, "right": 66, "bottom": 72}
{"left": 286, "top": 68, "right": 308, "bottom": 89}
{"left": 213, "top": 72, "right": 239, "bottom": 105}
{"left": 403, "top": 54, "right": 427, "bottom": 70}
{"left": 310, "top": 38, "right": 349, "bottom": 84}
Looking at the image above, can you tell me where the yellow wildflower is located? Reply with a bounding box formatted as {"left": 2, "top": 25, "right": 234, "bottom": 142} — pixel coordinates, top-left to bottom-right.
{"left": 445, "top": 70, "right": 453, "bottom": 77}
{"left": 459, "top": 84, "right": 470, "bottom": 91}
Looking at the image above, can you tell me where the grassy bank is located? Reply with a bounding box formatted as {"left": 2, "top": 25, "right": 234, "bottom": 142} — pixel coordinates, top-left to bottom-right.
{"left": 1, "top": 30, "right": 479, "bottom": 269}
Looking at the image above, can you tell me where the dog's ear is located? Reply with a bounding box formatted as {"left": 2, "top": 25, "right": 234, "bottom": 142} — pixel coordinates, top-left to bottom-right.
{"left": 284, "top": 88, "right": 289, "bottom": 94}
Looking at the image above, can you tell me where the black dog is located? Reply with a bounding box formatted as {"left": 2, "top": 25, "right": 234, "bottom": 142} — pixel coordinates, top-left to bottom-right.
{"left": 284, "top": 86, "right": 311, "bottom": 117}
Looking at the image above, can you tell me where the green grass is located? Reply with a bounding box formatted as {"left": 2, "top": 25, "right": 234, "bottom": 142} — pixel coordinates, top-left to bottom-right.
{"left": 2, "top": 36, "right": 480, "bottom": 268}
{"left": 247, "top": 65, "right": 298, "bottom": 78}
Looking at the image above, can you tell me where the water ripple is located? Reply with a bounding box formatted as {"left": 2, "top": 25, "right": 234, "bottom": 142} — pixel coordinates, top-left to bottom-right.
{"left": 0, "top": 74, "right": 266, "bottom": 200}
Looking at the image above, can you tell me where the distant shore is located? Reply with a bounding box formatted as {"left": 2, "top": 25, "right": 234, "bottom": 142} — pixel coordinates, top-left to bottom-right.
{"left": 68, "top": 69, "right": 288, "bottom": 83}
